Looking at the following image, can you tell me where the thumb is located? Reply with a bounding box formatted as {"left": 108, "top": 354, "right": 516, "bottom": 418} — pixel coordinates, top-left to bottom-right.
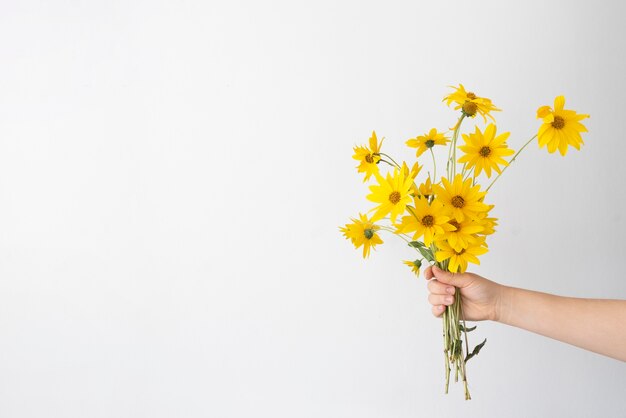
{"left": 431, "top": 265, "right": 473, "bottom": 288}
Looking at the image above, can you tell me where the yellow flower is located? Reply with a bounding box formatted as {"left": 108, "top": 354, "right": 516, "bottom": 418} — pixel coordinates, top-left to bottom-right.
{"left": 401, "top": 161, "right": 422, "bottom": 181}
{"left": 397, "top": 198, "right": 454, "bottom": 246}
{"left": 403, "top": 259, "right": 422, "bottom": 277}
{"left": 339, "top": 213, "right": 384, "bottom": 258}
{"left": 433, "top": 174, "right": 489, "bottom": 222}
{"left": 435, "top": 238, "right": 488, "bottom": 273}
{"left": 352, "top": 131, "right": 384, "bottom": 182}
{"left": 442, "top": 219, "right": 484, "bottom": 252}
{"left": 402, "top": 161, "right": 422, "bottom": 197}
{"left": 458, "top": 124, "right": 515, "bottom": 178}
{"left": 536, "top": 96, "right": 589, "bottom": 156}
{"left": 367, "top": 168, "right": 414, "bottom": 222}
{"left": 417, "top": 177, "right": 433, "bottom": 199}
{"left": 406, "top": 128, "right": 449, "bottom": 158}
{"left": 476, "top": 205, "right": 497, "bottom": 236}
{"left": 444, "top": 84, "right": 501, "bottom": 123}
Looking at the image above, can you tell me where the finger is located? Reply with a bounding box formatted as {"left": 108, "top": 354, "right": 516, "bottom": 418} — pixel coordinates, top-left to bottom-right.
{"left": 424, "top": 265, "right": 434, "bottom": 280}
{"left": 427, "top": 279, "right": 455, "bottom": 296}
{"left": 432, "top": 305, "right": 446, "bottom": 317}
{"left": 432, "top": 265, "right": 472, "bottom": 287}
{"left": 428, "top": 293, "right": 454, "bottom": 307}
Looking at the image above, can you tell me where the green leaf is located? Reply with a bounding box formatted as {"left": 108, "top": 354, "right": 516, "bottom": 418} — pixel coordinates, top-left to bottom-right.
{"left": 408, "top": 241, "right": 425, "bottom": 248}
{"left": 454, "top": 339, "right": 463, "bottom": 357}
{"left": 460, "top": 324, "right": 477, "bottom": 333}
{"left": 465, "top": 338, "right": 487, "bottom": 363}
{"left": 416, "top": 246, "right": 435, "bottom": 263}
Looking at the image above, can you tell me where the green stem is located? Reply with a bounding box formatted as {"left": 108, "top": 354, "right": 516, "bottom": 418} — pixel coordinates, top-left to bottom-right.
{"left": 430, "top": 148, "right": 437, "bottom": 181}
{"left": 443, "top": 317, "right": 450, "bottom": 394}
{"left": 378, "top": 159, "right": 397, "bottom": 168}
{"left": 377, "top": 153, "right": 402, "bottom": 169}
{"left": 444, "top": 308, "right": 451, "bottom": 394}
{"left": 433, "top": 244, "right": 452, "bottom": 394}
{"left": 460, "top": 162, "right": 468, "bottom": 180}
{"left": 457, "top": 290, "right": 471, "bottom": 400}
{"left": 447, "top": 115, "right": 465, "bottom": 178}
{"left": 485, "top": 134, "right": 537, "bottom": 192}
{"left": 377, "top": 226, "right": 420, "bottom": 252}
{"left": 406, "top": 205, "right": 421, "bottom": 224}
{"left": 438, "top": 263, "right": 472, "bottom": 400}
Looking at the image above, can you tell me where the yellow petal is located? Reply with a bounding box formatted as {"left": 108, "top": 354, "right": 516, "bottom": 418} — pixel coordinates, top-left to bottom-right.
{"left": 536, "top": 105, "right": 551, "bottom": 119}
{"left": 554, "top": 95, "right": 565, "bottom": 112}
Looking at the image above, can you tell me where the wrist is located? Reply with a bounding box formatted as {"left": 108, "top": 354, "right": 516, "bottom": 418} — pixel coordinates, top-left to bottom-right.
{"left": 493, "top": 284, "right": 512, "bottom": 323}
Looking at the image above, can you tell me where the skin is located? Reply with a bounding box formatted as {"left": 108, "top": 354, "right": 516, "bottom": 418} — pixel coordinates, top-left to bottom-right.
{"left": 424, "top": 265, "right": 626, "bottom": 362}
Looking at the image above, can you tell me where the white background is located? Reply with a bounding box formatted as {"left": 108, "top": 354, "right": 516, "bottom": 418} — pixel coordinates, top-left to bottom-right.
{"left": 1, "top": 0, "right": 625, "bottom": 417}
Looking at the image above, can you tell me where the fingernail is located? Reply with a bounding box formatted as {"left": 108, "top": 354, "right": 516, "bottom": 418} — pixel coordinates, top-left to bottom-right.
{"left": 446, "top": 287, "right": 454, "bottom": 294}
{"left": 445, "top": 296, "right": 453, "bottom": 304}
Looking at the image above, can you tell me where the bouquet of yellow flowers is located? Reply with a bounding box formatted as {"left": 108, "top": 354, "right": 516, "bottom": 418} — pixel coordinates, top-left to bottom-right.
{"left": 340, "top": 85, "right": 589, "bottom": 400}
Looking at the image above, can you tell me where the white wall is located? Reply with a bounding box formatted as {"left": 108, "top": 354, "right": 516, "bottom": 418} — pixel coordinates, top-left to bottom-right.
{"left": 0, "top": 0, "right": 624, "bottom": 416}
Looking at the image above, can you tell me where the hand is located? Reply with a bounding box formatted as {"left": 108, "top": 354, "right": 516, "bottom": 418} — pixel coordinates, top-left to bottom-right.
{"left": 424, "top": 265, "right": 504, "bottom": 321}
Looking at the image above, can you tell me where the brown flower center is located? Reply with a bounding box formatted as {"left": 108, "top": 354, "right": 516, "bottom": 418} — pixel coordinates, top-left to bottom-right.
{"left": 449, "top": 220, "right": 460, "bottom": 231}
{"left": 425, "top": 139, "right": 435, "bottom": 148}
{"left": 389, "top": 191, "right": 401, "bottom": 204}
{"left": 466, "top": 92, "right": 477, "bottom": 99}
{"left": 421, "top": 215, "right": 434, "bottom": 227}
{"left": 364, "top": 229, "right": 374, "bottom": 239}
{"left": 454, "top": 248, "right": 466, "bottom": 256}
{"left": 551, "top": 115, "right": 565, "bottom": 129}
{"left": 479, "top": 146, "right": 492, "bottom": 157}
{"left": 365, "top": 154, "right": 374, "bottom": 163}
{"left": 451, "top": 195, "right": 465, "bottom": 208}
{"left": 462, "top": 101, "right": 477, "bottom": 116}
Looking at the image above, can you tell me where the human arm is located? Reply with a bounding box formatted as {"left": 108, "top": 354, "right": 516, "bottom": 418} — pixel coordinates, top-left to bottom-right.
{"left": 424, "top": 265, "right": 626, "bottom": 362}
